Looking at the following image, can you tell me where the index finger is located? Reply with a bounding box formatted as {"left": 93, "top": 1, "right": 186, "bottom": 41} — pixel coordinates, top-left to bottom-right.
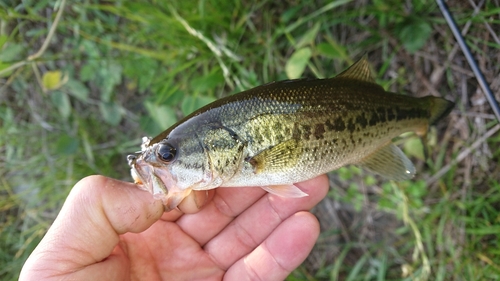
{"left": 175, "top": 186, "right": 267, "bottom": 244}
{"left": 177, "top": 175, "right": 329, "bottom": 246}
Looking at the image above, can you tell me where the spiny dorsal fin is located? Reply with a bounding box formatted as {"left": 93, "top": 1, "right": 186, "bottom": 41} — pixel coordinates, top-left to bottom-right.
{"left": 336, "top": 55, "right": 376, "bottom": 83}
{"left": 356, "top": 143, "right": 416, "bottom": 181}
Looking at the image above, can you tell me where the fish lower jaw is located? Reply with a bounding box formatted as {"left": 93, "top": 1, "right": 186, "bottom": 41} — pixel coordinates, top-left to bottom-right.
{"left": 130, "top": 164, "right": 200, "bottom": 211}
{"left": 130, "top": 168, "right": 149, "bottom": 192}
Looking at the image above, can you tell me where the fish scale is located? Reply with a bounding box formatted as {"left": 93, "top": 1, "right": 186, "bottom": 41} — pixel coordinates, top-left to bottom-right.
{"left": 128, "top": 57, "right": 454, "bottom": 210}
{"left": 220, "top": 83, "right": 426, "bottom": 178}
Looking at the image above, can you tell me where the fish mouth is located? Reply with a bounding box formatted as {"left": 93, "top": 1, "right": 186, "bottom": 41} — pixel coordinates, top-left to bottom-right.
{"left": 128, "top": 154, "right": 191, "bottom": 211}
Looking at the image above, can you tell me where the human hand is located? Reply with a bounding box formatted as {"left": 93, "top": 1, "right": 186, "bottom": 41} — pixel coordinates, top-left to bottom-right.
{"left": 20, "top": 175, "right": 329, "bottom": 280}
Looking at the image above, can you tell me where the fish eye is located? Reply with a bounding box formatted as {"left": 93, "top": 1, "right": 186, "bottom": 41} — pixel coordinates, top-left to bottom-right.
{"left": 156, "top": 143, "right": 177, "bottom": 163}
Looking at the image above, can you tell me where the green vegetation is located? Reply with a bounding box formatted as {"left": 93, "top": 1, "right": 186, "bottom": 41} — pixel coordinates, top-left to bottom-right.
{"left": 1, "top": 0, "right": 499, "bottom": 280}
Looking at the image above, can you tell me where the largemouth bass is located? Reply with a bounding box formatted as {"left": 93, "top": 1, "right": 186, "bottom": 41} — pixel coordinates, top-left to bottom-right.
{"left": 127, "top": 57, "right": 454, "bottom": 211}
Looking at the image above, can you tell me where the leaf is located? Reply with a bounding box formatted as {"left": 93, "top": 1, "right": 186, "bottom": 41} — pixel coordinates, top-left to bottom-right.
{"left": 158, "top": 89, "right": 185, "bottom": 106}
{"left": 192, "top": 70, "right": 224, "bottom": 93}
{"left": 0, "top": 35, "right": 7, "bottom": 49}
{"left": 280, "top": 6, "right": 302, "bottom": 24}
{"left": 296, "top": 22, "right": 321, "bottom": 49}
{"left": 180, "top": 96, "right": 197, "bottom": 116}
{"left": 137, "top": 59, "right": 160, "bottom": 92}
{"left": 50, "top": 90, "right": 71, "bottom": 119}
{"left": 144, "top": 101, "right": 177, "bottom": 130}
{"left": 317, "top": 42, "right": 345, "bottom": 59}
{"left": 108, "top": 62, "right": 123, "bottom": 85}
{"left": 196, "top": 95, "right": 216, "bottom": 109}
{"left": 80, "top": 129, "right": 95, "bottom": 164}
{"left": 81, "top": 40, "right": 100, "bottom": 58}
{"left": 55, "top": 135, "right": 80, "bottom": 155}
{"left": 65, "top": 79, "right": 89, "bottom": 102}
{"left": 43, "top": 70, "right": 63, "bottom": 90}
{"left": 181, "top": 95, "right": 216, "bottom": 116}
{"left": 0, "top": 106, "right": 16, "bottom": 134}
{"left": 139, "top": 115, "right": 162, "bottom": 136}
{"left": 337, "top": 166, "right": 353, "bottom": 181}
{"left": 396, "top": 18, "right": 432, "bottom": 53}
{"left": 99, "top": 101, "right": 123, "bottom": 126}
{"left": 80, "top": 62, "right": 97, "bottom": 82}
{"left": 99, "top": 62, "right": 122, "bottom": 102}
{"left": 403, "top": 137, "right": 425, "bottom": 160}
{"left": 285, "top": 47, "right": 312, "bottom": 79}
{"left": 0, "top": 61, "right": 12, "bottom": 77}
{"left": 0, "top": 43, "right": 24, "bottom": 62}
{"left": 233, "top": 64, "right": 259, "bottom": 90}
{"left": 123, "top": 56, "right": 159, "bottom": 92}
{"left": 364, "top": 175, "right": 377, "bottom": 186}
{"left": 406, "top": 180, "right": 427, "bottom": 198}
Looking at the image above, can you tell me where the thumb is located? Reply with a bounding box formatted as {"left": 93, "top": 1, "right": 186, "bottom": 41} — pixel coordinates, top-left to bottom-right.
{"left": 20, "top": 175, "right": 164, "bottom": 280}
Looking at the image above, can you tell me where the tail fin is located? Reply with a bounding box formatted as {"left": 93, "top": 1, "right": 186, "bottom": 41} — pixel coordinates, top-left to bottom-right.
{"left": 424, "top": 96, "right": 455, "bottom": 125}
{"left": 419, "top": 96, "right": 454, "bottom": 160}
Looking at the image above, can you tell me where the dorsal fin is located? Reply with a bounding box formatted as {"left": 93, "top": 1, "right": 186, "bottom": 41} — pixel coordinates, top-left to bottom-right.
{"left": 335, "top": 55, "right": 376, "bottom": 83}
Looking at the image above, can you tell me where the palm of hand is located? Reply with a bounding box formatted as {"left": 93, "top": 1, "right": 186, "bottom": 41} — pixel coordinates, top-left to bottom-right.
{"left": 20, "top": 176, "right": 328, "bottom": 281}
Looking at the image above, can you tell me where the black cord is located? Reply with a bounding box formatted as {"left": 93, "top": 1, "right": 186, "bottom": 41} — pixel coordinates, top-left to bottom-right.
{"left": 436, "top": 0, "right": 500, "bottom": 122}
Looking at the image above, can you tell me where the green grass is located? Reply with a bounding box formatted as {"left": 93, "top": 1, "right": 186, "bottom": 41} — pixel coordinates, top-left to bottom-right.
{"left": 1, "top": 0, "right": 500, "bottom": 280}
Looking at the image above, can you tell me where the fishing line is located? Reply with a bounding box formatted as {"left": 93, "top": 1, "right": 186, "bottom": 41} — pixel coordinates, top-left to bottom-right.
{"left": 436, "top": 0, "right": 500, "bottom": 122}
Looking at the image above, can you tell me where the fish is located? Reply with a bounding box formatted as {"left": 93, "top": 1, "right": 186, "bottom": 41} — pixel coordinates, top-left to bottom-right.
{"left": 127, "top": 57, "right": 454, "bottom": 211}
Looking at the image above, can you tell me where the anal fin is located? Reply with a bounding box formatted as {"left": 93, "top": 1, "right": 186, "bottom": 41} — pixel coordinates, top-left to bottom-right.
{"left": 357, "top": 143, "right": 415, "bottom": 181}
{"left": 261, "top": 184, "right": 309, "bottom": 198}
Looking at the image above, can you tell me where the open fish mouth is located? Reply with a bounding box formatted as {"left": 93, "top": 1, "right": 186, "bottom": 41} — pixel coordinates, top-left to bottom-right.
{"left": 127, "top": 154, "right": 191, "bottom": 211}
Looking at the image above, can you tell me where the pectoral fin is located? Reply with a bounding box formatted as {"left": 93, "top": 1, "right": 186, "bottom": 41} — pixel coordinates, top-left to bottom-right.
{"left": 248, "top": 139, "right": 302, "bottom": 174}
{"left": 357, "top": 143, "right": 415, "bottom": 181}
{"left": 261, "top": 184, "right": 309, "bottom": 198}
